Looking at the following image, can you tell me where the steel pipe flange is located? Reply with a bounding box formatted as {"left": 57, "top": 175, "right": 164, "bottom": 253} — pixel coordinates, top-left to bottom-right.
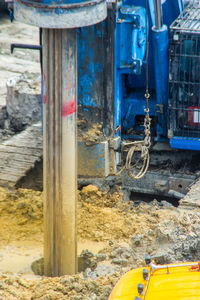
{"left": 14, "top": 0, "right": 107, "bottom": 28}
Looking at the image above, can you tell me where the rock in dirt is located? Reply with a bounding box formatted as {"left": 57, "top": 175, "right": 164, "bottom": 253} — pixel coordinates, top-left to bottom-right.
{"left": 78, "top": 250, "right": 97, "bottom": 272}
{"left": 31, "top": 257, "right": 44, "bottom": 276}
{"left": 6, "top": 72, "right": 41, "bottom": 131}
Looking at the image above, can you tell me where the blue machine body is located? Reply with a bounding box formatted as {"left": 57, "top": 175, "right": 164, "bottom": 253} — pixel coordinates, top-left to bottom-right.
{"left": 114, "top": 0, "right": 182, "bottom": 142}
{"left": 170, "top": 137, "right": 200, "bottom": 151}
{"left": 78, "top": 24, "right": 104, "bottom": 109}
{"left": 151, "top": 25, "right": 169, "bottom": 139}
{"left": 77, "top": 0, "right": 193, "bottom": 148}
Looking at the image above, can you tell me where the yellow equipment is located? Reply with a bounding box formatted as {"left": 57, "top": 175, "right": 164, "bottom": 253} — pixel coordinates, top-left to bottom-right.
{"left": 109, "top": 260, "right": 200, "bottom": 300}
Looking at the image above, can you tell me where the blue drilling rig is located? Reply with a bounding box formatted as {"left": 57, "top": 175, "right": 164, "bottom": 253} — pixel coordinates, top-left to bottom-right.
{"left": 77, "top": 0, "right": 200, "bottom": 199}
{"left": 12, "top": 0, "right": 200, "bottom": 200}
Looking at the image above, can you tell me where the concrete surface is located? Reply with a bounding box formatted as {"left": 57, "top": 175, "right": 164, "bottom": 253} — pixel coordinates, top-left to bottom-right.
{"left": 0, "top": 13, "right": 40, "bottom": 107}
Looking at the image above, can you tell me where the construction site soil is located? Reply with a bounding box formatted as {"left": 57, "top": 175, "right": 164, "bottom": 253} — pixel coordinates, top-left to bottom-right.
{"left": 0, "top": 183, "right": 199, "bottom": 299}
{"left": 1, "top": 11, "right": 200, "bottom": 300}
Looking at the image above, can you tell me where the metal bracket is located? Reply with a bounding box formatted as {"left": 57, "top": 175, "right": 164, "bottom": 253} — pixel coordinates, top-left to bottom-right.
{"left": 132, "top": 58, "right": 141, "bottom": 74}
{"left": 155, "top": 103, "right": 164, "bottom": 114}
{"left": 10, "top": 43, "right": 42, "bottom": 54}
{"left": 168, "top": 129, "right": 174, "bottom": 138}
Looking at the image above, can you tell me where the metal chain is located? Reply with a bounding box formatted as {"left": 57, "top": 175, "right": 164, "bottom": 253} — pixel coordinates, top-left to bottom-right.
{"left": 116, "top": 0, "right": 151, "bottom": 180}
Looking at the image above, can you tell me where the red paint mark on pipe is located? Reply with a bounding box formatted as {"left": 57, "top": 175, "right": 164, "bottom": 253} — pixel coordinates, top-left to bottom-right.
{"left": 62, "top": 99, "right": 76, "bottom": 117}
{"left": 43, "top": 94, "right": 47, "bottom": 104}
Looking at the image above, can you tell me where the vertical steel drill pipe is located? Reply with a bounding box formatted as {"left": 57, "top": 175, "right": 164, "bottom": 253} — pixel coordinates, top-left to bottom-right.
{"left": 43, "top": 28, "right": 77, "bottom": 276}
{"left": 154, "top": 0, "right": 163, "bottom": 29}
{"left": 14, "top": 0, "right": 107, "bottom": 277}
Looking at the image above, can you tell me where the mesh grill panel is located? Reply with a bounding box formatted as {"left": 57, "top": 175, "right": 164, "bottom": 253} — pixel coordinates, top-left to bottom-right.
{"left": 168, "top": 5, "right": 200, "bottom": 138}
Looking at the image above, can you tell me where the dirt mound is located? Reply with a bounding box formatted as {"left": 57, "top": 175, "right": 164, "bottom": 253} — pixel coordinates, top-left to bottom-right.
{"left": 78, "top": 185, "right": 161, "bottom": 243}
{"left": 0, "top": 187, "right": 43, "bottom": 244}
{"left": 0, "top": 185, "right": 200, "bottom": 299}
{"left": 0, "top": 272, "right": 119, "bottom": 300}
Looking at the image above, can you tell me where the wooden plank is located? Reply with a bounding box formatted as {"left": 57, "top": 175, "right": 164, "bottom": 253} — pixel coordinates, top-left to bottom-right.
{"left": 4, "top": 140, "right": 43, "bottom": 149}
{"left": 0, "top": 145, "right": 42, "bottom": 156}
{"left": 0, "top": 122, "right": 43, "bottom": 187}
{"left": 0, "top": 153, "right": 40, "bottom": 163}
{"left": 0, "top": 168, "right": 25, "bottom": 177}
{"left": 0, "top": 173, "right": 19, "bottom": 182}
{"left": 0, "top": 160, "right": 36, "bottom": 169}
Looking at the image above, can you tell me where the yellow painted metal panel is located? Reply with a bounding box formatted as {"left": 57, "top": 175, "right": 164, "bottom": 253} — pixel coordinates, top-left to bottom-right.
{"left": 109, "top": 262, "right": 200, "bottom": 300}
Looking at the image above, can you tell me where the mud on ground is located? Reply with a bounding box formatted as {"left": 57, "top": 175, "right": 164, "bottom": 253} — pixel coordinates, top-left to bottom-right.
{"left": 0, "top": 184, "right": 200, "bottom": 299}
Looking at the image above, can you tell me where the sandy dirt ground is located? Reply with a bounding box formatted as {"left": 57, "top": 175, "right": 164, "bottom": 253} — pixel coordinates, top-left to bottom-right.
{"left": 0, "top": 184, "right": 199, "bottom": 299}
